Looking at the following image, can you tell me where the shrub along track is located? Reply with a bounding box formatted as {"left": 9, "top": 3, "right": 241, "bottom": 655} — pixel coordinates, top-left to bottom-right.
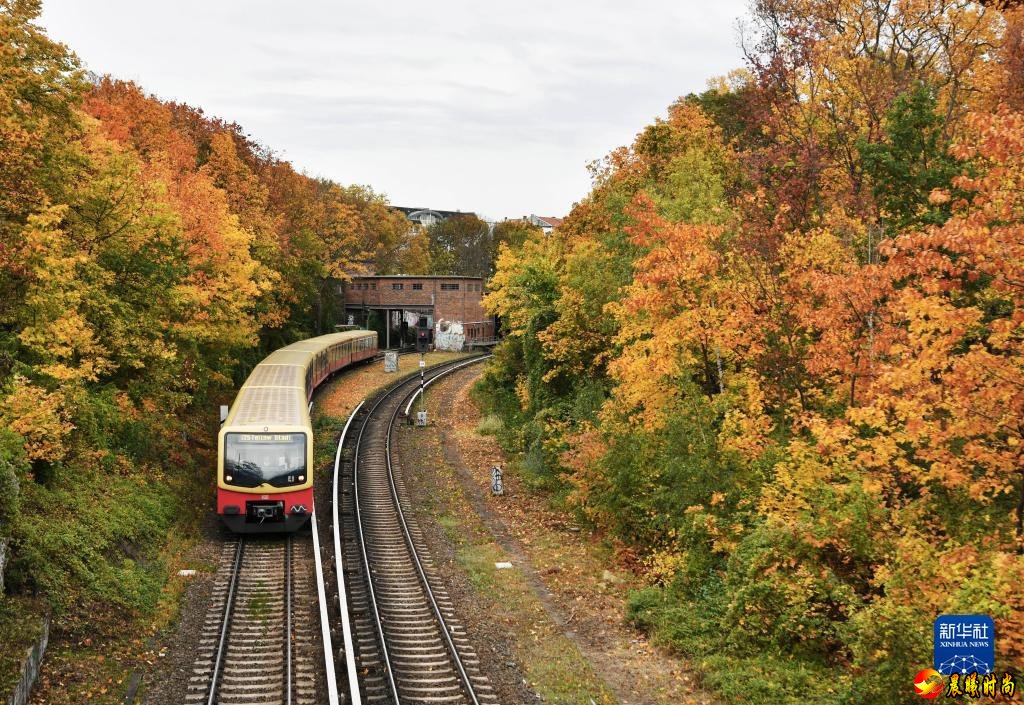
{"left": 315, "top": 355, "right": 497, "bottom": 705}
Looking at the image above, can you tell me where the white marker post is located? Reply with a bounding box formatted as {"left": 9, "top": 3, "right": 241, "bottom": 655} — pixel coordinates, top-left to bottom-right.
{"left": 416, "top": 356, "right": 427, "bottom": 426}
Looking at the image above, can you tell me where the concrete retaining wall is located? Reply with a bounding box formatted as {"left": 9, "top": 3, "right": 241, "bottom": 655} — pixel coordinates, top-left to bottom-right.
{"left": 5, "top": 616, "right": 49, "bottom": 705}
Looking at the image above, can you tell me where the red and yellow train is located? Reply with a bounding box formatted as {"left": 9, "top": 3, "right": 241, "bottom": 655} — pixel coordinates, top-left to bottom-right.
{"left": 217, "top": 330, "right": 378, "bottom": 533}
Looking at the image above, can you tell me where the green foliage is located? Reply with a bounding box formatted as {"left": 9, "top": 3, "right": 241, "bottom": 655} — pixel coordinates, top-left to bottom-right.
{"left": 475, "top": 414, "right": 503, "bottom": 436}
{"left": 843, "top": 601, "right": 931, "bottom": 704}
{"left": 858, "top": 82, "right": 961, "bottom": 231}
{"left": 723, "top": 522, "right": 862, "bottom": 659}
{"left": 0, "top": 595, "right": 46, "bottom": 692}
{"left": 0, "top": 429, "right": 26, "bottom": 530}
{"left": 492, "top": 219, "right": 542, "bottom": 252}
{"left": 626, "top": 582, "right": 849, "bottom": 704}
{"left": 7, "top": 466, "right": 176, "bottom": 612}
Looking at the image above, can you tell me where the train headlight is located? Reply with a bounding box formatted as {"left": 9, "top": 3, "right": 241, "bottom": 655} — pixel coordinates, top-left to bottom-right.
{"left": 225, "top": 475, "right": 233, "bottom": 482}
{"left": 298, "top": 475, "right": 305, "bottom": 482}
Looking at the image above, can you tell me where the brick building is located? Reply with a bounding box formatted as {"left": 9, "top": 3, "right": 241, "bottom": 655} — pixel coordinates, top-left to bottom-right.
{"left": 340, "top": 275, "right": 493, "bottom": 349}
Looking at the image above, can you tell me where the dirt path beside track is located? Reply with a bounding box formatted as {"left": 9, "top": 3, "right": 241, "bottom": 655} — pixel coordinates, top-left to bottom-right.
{"left": 396, "top": 364, "right": 716, "bottom": 705}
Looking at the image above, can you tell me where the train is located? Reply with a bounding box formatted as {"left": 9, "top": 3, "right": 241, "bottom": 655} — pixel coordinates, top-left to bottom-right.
{"left": 217, "top": 330, "right": 378, "bottom": 533}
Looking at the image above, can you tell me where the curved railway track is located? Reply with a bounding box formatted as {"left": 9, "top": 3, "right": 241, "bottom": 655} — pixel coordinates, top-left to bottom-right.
{"left": 189, "top": 354, "right": 493, "bottom": 705}
{"left": 317, "top": 355, "right": 497, "bottom": 705}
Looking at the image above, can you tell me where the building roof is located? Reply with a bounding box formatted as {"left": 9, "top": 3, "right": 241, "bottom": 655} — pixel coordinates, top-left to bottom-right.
{"left": 393, "top": 206, "right": 477, "bottom": 220}
{"left": 535, "top": 216, "right": 564, "bottom": 227}
{"left": 348, "top": 274, "right": 483, "bottom": 281}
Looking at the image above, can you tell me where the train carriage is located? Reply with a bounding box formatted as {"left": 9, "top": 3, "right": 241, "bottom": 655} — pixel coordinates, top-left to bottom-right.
{"left": 217, "top": 330, "right": 378, "bottom": 533}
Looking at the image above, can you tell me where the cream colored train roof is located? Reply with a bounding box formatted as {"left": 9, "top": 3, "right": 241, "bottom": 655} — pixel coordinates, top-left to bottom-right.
{"left": 224, "top": 330, "right": 376, "bottom": 430}
{"left": 243, "top": 364, "right": 306, "bottom": 390}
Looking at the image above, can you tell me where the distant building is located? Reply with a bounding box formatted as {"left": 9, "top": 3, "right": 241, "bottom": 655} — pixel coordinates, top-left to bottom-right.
{"left": 340, "top": 274, "right": 494, "bottom": 350}
{"left": 527, "top": 214, "right": 564, "bottom": 234}
{"left": 393, "top": 207, "right": 476, "bottom": 228}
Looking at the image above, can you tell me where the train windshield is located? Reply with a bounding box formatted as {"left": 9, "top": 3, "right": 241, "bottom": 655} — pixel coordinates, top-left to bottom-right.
{"left": 224, "top": 432, "right": 307, "bottom": 488}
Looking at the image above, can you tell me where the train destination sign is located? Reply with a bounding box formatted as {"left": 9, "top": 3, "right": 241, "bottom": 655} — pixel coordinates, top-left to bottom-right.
{"left": 236, "top": 433, "right": 300, "bottom": 443}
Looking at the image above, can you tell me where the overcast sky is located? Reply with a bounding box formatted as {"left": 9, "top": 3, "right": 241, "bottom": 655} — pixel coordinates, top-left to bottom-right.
{"left": 39, "top": 0, "right": 749, "bottom": 221}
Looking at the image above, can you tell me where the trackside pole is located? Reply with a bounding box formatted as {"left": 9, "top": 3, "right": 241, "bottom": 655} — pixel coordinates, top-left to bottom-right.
{"left": 416, "top": 354, "right": 427, "bottom": 426}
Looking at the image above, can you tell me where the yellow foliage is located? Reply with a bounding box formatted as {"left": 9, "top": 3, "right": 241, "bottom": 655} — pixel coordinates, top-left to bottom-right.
{"left": 718, "top": 374, "right": 775, "bottom": 460}
{"left": 14, "top": 205, "right": 114, "bottom": 382}
{"left": 643, "top": 549, "right": 689, "bottom": 587}
{"left": 2, "top": 375, "right": 74, "bottom": 464}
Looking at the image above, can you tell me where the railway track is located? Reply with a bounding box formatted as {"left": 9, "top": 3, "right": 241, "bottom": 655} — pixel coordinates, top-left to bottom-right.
{"left": 186, "top": 535, "right": 319, "bottom": 705}
{"left": 317, "top": 355, "right": 497, "bottom": 705}
{"left": 189, "top": 354, "right": 491, "bottom": 705}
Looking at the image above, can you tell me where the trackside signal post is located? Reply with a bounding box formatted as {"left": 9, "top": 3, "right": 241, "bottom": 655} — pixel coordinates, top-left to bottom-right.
{"left": 414, "top": 315, "right": 430, "bottom": 426}
{"left": 416, "top": 355, "right": 427, "bottom": 426}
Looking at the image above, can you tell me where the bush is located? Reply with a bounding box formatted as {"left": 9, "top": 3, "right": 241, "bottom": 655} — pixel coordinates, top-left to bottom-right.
{"left": 0, "top": 429, "right": 26, "bottom": 530}
{"left": 722, "top": 522, "right": 862, "bottom": 660}
{"left": 476, "top": 414, "right": 503, "bottom": 436}
{"left": 6, "top": 456, "right": 177, "bottom": 615}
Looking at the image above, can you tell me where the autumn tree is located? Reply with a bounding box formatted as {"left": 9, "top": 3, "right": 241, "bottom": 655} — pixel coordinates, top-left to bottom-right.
{"left": 0, "top": 5, "right": 424, "bottom": 620}
{"left": 426, "top": 214, "right": 492, "bottom": 277}
{"left": 481, "top": 2, "right": 1024, "bottom": 702}
{"left": 492, "top": 218, "right": 542, "bottom": 251}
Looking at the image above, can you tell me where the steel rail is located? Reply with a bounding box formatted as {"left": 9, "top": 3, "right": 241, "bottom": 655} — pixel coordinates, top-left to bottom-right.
{"left": 386, "top": 358, "right": 489, "bottom": 705}
{"left": 331, "top": 400, "right": 365, "bottom": 705}
{"left": 353, "top": 393, "right": 402, "bottom": 703}
{"left": 206, "top": 539, "right": 244, "bottom": 705}
{"left": 285, "top": 535, "right": 293, "bottom": 705}
{"left": 403, "top": 355, "right": 492, "bottom": 417}
{"left": 351, "top": 355, "right": 486, "bottom": 703}
{"left": 311, "top": 497, "right": 341, "bottom": 705}
{"left": 345, "top": 354, "right": 488, "bottom": 704}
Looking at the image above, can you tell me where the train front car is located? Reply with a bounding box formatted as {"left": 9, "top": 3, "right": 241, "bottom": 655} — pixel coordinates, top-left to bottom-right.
{"left": 217, "top": 331, "right": 377, "bottom": 533}
{"left": 217, "top": 355, "right": 313, "bottom": 533}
